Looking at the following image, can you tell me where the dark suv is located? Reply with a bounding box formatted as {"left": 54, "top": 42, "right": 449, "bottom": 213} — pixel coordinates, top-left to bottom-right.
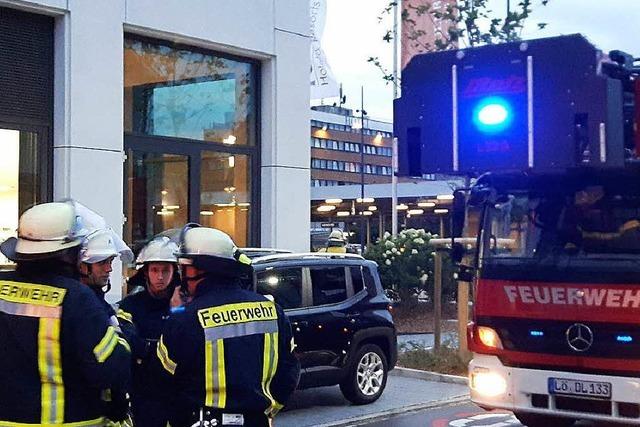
{"left": 249, "top": 253, "right": 397, "bottom": 404}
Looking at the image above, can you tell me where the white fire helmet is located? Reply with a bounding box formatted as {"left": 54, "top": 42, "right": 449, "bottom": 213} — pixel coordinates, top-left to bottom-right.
{"left": 328, "top": 230, "right": 346, "bottom": 243}
{"left": 0, "top": 201, "right": 87, "bottom": 261}
{"left": 80, "top": 229, "right": 133, "bottom": 264}
{"left": 176, "top": 224, "right": 251, "bottom": 276}
{"left": 135, "top": 236, "right": 179, "bottom": 269}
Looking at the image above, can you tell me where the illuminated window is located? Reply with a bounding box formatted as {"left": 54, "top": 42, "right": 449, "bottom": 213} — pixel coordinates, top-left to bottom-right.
{"left": 124, "top": 35, "right": 259, "bottom": 248}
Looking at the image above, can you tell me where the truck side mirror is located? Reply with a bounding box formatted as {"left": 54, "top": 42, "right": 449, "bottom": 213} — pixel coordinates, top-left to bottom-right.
{"left": 451, "top": 190, "right": 466, "bottom": 238}
{"left": 457, "top": 265, "right": 475, "bottom": 283}
{"left": 451, "top": 242, "right": 465, "bottom": 264}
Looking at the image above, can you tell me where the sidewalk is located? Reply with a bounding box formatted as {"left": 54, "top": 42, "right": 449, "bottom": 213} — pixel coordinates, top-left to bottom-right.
{"left": 276, "top": 369, "right": 469, "bottom": 427}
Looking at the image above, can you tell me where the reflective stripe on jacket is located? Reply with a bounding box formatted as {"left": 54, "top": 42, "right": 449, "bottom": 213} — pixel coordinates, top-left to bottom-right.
{"left": 0, "top": 271, "right": 131, "bottom": 425}
{"left": 157, "top": 279, "right": 300, "bottom": 424}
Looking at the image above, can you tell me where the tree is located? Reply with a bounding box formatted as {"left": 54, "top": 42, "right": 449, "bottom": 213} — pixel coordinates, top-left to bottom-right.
{"left": 369, "top": 0, "right": 552, "bottom": 85}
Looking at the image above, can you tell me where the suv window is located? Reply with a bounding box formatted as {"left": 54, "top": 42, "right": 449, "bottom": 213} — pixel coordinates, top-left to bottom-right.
{"left": 350, "top": 266, "right": 364, "bottom": 294}
{"left": 363, "top": 266, "right": 377, "bottom": 293}
{"left": 310, "top": 267, "right": 347, "bottom": 306}
{"left": 256, "top": 268, "right": 303, "bottom": 309}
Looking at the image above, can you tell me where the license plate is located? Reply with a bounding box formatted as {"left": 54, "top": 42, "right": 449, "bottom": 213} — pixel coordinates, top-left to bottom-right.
{"left": 548, "top": 377, "right": 611, "bottom": 399}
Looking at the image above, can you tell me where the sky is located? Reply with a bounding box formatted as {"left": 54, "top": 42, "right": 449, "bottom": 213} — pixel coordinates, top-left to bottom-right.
{"left": 318, "top": 0, "right": 640, "bottom": 122}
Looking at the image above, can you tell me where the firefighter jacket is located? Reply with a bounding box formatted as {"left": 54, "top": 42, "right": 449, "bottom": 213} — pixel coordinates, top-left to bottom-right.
{"left": 0, "top": 269, "right": 131, "bottom": 426}
{"left": 89, "top": 289, "right": 132, "bottom": 424}
{"left": 117, "top": 290, "right": 173, "bottom": 398}
{"left": 156, "top": 278, "right": 300, "bottom": 424}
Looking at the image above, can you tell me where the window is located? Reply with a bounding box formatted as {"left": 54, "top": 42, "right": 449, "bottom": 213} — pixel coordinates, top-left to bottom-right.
{"left": 0, "top": 9, "right": 54, "bottom": 269}
{"left": 125, "top": 39, "right": 256, "bottom": 146}
{"left": 256, "top": 268, "right": 303, "bottom": 309}
{"left": 0, "top": 128, "right": 49, "bottom": 268}
{"left": 350, "top": 266, "right": 364, "bottom": 294}
{"left": 363, "top": 266, "right": 377, "bottom": 294}
{"left": 126, "top": 152, "right": 188, "bottom": 250}
{"left": 124, "top": 35, "right": 259, "bottom": 247}
{"left": 310, "top": 267, "right": 348, "bottom": 305}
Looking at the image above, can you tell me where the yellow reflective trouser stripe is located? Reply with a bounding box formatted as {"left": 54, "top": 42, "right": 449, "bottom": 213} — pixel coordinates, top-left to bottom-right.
{"left": 156, "top": 335, "right": 177, "bottom": 375}
{"left": 261, "top": 332, "right": 279, "bottom": 415}
{"left": 38, "top": 317, "right": 64, "bottom": 424}
{"left": 0, "top": 417, "right": 106, "bottom": 426}
{"left": 93, "top": 326, "right": 119, "bottom": 363}
{"left": 204, "top": 339, "right": 226, "bottom": 408}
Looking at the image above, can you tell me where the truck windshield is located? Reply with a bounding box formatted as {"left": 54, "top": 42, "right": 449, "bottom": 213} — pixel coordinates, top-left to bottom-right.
{"left": 483, "top": 185, "right": 640, "bottom": 260}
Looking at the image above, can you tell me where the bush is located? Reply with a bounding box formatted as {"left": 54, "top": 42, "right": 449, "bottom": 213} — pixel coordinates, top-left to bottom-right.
{"left": 398, "top": 341, "right": 470, "bottom": 376}
{"left": 364, "top": 229, "right": 456, "bottom": 303}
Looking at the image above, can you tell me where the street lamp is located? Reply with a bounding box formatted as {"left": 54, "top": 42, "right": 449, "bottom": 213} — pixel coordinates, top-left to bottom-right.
{"left": 355, "top": 86, "right": 367, "bottom": 250}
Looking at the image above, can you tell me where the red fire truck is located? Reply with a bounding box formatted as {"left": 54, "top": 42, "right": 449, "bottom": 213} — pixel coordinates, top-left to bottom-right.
{"left": 395, "top": 35, "right": 640, "bottom": 425}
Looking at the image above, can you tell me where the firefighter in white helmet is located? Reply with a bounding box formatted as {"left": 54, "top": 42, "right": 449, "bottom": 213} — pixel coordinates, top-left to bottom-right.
{"left": 117, "top": 236, "right": 181, "bottom": 427}
{"left": 157, "top": 224, "right": 300, "bottom": 427}
{"left": 79, "top": 228, "right": 133, "bottom": 298}
{"left": 318, "top": 229, "right": 348, "bottom": 253}
{"left": 78, "top": 228, "right": 135, "bottom": 425}
{"left": 0, "top": 201, "right": 131, "bottom": 425}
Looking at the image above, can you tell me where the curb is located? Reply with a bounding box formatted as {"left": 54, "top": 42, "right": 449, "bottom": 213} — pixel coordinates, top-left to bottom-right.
{"left": 390, "top": 366, "right": 468, "bottom": 385}
{"left": 312, "top": 395, "right": 470, "bottom": 427}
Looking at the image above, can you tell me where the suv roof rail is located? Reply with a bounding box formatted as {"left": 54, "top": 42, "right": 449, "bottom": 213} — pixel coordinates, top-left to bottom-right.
{"left": 251, "top": 252, "right": 365, "bottom": 264}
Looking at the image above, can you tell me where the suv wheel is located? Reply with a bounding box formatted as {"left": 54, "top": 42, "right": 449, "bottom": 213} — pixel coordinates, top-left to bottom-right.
{"left": 340, "top": 344, "right": 388, "bottom": 404}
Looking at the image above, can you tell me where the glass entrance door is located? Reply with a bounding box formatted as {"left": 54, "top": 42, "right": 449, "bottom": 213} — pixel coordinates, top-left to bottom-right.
{"left": 0, "top": 126, "right": 48, "bottom": 268}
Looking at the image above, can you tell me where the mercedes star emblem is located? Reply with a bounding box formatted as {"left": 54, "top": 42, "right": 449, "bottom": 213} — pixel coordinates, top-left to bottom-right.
{"left": 566, "top": 323, "right": 594, "bottom": 352}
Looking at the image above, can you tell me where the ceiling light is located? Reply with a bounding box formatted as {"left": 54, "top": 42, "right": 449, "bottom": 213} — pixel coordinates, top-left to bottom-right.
{"left": 363, "top": 211, "right": 373, "bottom": 216}
{"left": 418, "top": 201, "right": 436, "bottom": 208}
{"left": 368, "top": 205, "right": 377, "bottom": 211}
{"left": 408, "top": 209, "right": 424, "bottom": 215}
{"left": 397, "top": 204, "right": 409, "bottom": 210}
{"left": 434, "top": 208, "right": 449, "bottom": 214}
{"left": 325, "top": 198, "right": 343, "bottom": 204}
{"left": 356, "top": 197, "right": 375, "bottom": 203}
{"left": 317, "top": 205, "right": 337, "bottom": 212}
{"left": 437, "top": 194, "right": 454, "bottom": 201}
{"left": 336, "top": 211, "right": 350, "bottom": 217}
{"left": 200, "top": 211, "right": 214, "bottom": 216}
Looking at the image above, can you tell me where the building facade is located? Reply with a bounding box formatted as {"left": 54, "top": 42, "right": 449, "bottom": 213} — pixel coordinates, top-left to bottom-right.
{"left": 0, "top": 0, "right": 311, "bottom": 299}
{"left": 310, "top": 105, "right": 394, "bottom": 187}
{"left": 309, "top": 106, "right": 458, "bottom": 249}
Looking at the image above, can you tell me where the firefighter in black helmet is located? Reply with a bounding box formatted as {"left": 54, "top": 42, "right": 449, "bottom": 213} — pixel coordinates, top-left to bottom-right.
{"left": 0, "top": 201, "right": 131, "bottom": 426}
{"left": 157, "top": 224, "right": 300, "bottom": 427}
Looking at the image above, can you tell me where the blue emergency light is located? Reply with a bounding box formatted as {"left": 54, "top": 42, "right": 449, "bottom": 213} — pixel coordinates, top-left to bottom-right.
{"left": 473, "top": 97, "right": 513, "bottom": 133}
{"left": 529, "top": 330, "right": 544, "bottom": 337}
{"left": 616, "top": 335, "right": 633, "bottom": 343}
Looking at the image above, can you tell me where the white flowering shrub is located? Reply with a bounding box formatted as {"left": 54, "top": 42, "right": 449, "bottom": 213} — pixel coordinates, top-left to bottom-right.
{"left": 365, "top": 228, "right": 457, "bottom": 304}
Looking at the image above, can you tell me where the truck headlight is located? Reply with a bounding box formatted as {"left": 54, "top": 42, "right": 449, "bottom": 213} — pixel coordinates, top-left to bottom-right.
{"left": 470, "top": 367, "right": 507, "bottom": 397}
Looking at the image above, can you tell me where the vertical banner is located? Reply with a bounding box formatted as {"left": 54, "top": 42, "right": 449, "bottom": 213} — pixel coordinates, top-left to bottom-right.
{"left": 310, "top": 0, "right": 339, "bottom": 100}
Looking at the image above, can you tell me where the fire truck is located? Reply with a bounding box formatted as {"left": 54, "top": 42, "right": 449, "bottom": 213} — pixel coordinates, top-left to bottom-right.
{"left": 395, "top": 35, "right": 640, "bottom": 426}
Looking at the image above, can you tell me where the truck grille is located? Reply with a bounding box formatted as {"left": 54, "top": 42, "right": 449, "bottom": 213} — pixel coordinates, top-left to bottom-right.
{"left": 530, "top": 393, "right": 640, "bottom": 419}
{"left": 477, "top": 316, "right": 640, "bottom": 360}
